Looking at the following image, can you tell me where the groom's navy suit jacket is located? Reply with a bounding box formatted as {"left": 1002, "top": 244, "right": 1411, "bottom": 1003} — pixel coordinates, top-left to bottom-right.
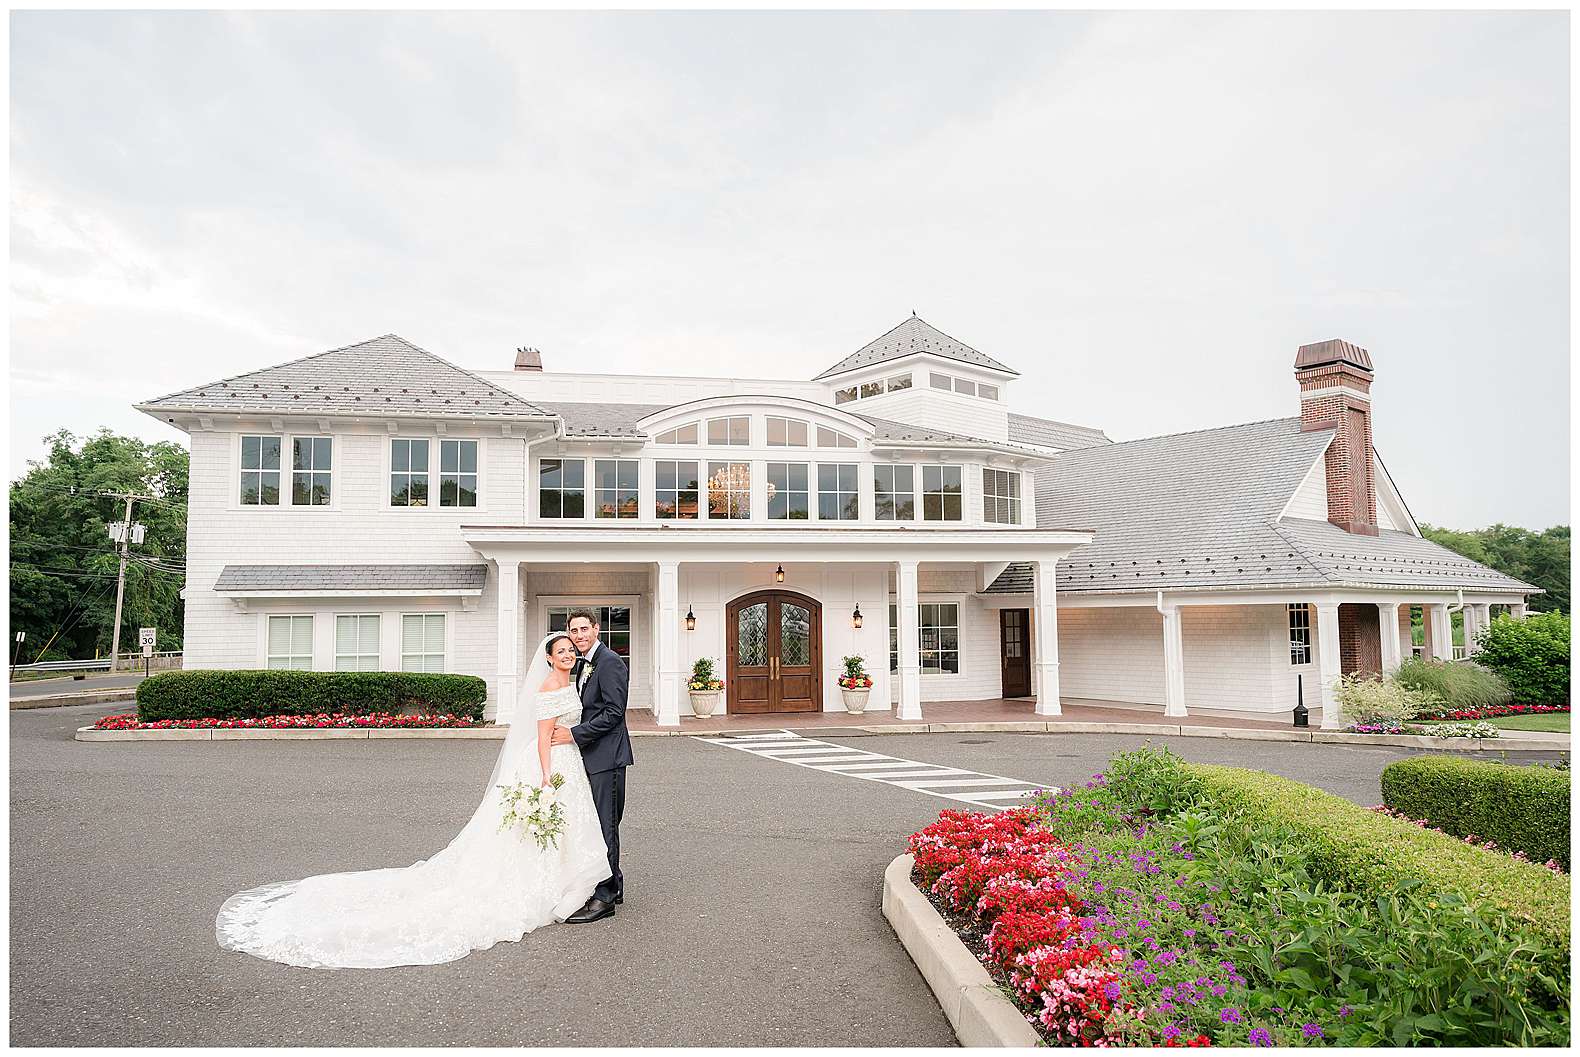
{"left": 570, "top": 642, "right": 634, "bottom": 775}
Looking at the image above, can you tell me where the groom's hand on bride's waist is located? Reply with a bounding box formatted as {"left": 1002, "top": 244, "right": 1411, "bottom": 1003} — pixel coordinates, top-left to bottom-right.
{"left": 549, "top": 725, "right": 575, "bottom": 746}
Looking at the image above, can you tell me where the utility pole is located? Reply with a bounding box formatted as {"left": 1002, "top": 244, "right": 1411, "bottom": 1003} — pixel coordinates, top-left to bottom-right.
{"left": 106, "top": 494, "right": 152, "bottom": 673}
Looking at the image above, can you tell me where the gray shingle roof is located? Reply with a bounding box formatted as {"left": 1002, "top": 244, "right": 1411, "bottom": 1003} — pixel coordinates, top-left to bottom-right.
{"left": 984, "top": 417, "right": 1537, "bottom": 597}
{"left": 814, "top": 316, "right": 1019, "bottom": 380}
{"left": 214, "top": 564, "right": 488, "bottom": 593}
{"left": 1007, "top": 412, "right": 1112, "bottom": 451}
{"left": 137, "top": 335, "right": 553, "bottom": 421}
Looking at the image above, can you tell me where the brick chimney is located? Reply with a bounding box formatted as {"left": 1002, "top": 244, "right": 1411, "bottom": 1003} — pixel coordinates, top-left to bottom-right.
{"left": 1295, "top": 338, "right": 1377, "bottom": 536}
{"left": 514, "top": 346, "right": 543, "bottom": 371}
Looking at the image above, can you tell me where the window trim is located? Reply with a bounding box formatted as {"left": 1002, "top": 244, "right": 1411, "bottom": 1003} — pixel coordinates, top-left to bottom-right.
{"left": 920, "top": 464, "right": 963, "bottom": 522}
{"left": 765, "top": 416, "right": 810, "bottom": 448}
{"left": 705, "top": 459, "right": 753, "bottom": 520}
{"left": 654, "top": 458, "right": 700, "bottom": 520}
{"left": 593, "top": 458, "right": 641, "bottom": 519}
{"left": 705, "top": 415, "right": 752, "bottom": 447}
{"left": 289, "top": 435, "right": 334, "bottom": 508}
{"left": 266, "top": 613, "right": 315, "bottom": 670}
{"left": 814, "top": 425, "right": 859, "bottom": 449}
{"left": 399, "top": 612, "right": 448, "bottom": 673}
{"left": 239, "top": 433, "right": 339, "bottom": 510}
{"left": 385, "top": 435, "right": 486, "bottom": 512}
{"left": 334, "top": 613, "right": 382, "bottom": 671}
{"left": 875, "top": 463, "right": 916, "bottom": 522}
{"left": 767, "top": 461, "right": 811, "bottom": 520}
{"left": 982, "top": 467, "right": 1022, "bottom": 525}
{"left": 816, "top": 461, "right": 860, "bottom": 521}
{"left": 888, "top": 597, "right": 965, "bottom": 677}
{"left": 239, "top": 433, "right": 284, "bottom": 508}
{"left": 654, "top": 421, "right": 701, "bottom": 445}
{"left": 541, "top": 596, "right": 638, "bottom": 673}
{"left": 437, "top": 438, "right": 480, "bottom": 510}
{"left": 1288, "top": 603, "right": 1313, "bottom": 666}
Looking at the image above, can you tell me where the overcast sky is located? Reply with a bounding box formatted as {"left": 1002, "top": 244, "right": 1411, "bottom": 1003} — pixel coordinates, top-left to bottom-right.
{"left": 9, "top": 9, "right": 1569, "bottom": 528}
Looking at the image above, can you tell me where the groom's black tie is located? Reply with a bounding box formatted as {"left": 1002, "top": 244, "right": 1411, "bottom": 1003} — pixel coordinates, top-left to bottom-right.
{"left": 572, "top": 656, "right": 588, "bottom": 688}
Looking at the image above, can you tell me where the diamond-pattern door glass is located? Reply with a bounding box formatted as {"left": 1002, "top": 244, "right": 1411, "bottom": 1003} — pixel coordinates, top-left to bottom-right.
{"left": 780, "top": 603, "right": 811, "bottom": 666}
{"left": 738, "top": 603, "right": 768, "bottom": 667}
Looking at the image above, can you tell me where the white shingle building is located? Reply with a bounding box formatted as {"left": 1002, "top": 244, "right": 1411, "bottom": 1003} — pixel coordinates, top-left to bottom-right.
{"left": 137, "top": 316, "right": 1538, "bottom": 728}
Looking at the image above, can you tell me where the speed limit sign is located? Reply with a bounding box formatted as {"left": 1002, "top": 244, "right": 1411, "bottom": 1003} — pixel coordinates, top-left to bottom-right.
{"left": 138, "top": 628, "right": 157, "bottom": 655}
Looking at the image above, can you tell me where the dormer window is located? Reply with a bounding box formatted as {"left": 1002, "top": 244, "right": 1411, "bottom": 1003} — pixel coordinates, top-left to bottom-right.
{"left": 834, "top": 386, "right": 858, "bottom": 405}
{"left": 859, "top": 381, "right": 884, "bottom": 399}
{"left": 815, "top": 426, "right": 858, "bottom": 449}
{"left": 979, "top": 383, "right": 1000, "bottom": 401}
{"left": 706, "top": 416, "right": 750, "bottom": 446}
{"left": 655, "top": 422, "right": 699, "bottom": 445}
{"left": 886, "top": 373, "right": 912, "bottom": 392}
{"left": 930, "top": 371, "right": 1000, "bottom": 401}
{"left": 766, "top": 417, "right": 809, "bottom": 447}
{"left": 952, "top": 377, "right": 977, "bottom": 397}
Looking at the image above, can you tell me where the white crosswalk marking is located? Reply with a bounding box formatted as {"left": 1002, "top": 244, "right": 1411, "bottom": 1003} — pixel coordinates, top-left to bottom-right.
{"left": 701, "top": 729, "right": 1051, "bottom": 808}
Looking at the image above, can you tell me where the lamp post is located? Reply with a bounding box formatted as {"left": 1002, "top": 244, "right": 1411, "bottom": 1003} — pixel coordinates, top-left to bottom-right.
{"left": 1293, "top": 673, "right": 1309, "bottom": 728}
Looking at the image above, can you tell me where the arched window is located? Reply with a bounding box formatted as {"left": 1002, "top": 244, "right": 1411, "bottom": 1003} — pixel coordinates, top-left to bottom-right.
{"left": 655, "top": 422, "right": 700, "bottom": 445}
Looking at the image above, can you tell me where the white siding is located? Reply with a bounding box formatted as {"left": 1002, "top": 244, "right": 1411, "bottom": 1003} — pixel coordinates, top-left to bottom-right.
{"left": 1284, "top": 454, "right": 1329, "bottom": 520}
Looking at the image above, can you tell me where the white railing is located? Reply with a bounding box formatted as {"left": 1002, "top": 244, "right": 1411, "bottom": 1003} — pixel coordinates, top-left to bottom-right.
{"left": 1452, "top": 645, "right": 1468, "bottom": 661}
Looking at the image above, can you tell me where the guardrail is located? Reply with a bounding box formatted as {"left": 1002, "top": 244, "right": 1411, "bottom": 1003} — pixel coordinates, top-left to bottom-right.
{"left": 12, "top": 652, "right": 184, "bottom": 674}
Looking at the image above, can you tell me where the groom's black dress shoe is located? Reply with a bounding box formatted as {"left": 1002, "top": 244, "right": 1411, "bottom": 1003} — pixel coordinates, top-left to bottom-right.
{"left": 565, "top": 897, "right": 615, "bottom": 923}
{"left": 614, "top": 894, "right": 623, "bottom": 905}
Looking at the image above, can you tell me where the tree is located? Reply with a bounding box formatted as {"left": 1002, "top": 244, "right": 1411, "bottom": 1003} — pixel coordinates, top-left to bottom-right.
{"left": 9, "top": 430, "right": 188, "bottom": 662}
{"left": 1419, "top": 522, "right": 1570, "bottom": 614}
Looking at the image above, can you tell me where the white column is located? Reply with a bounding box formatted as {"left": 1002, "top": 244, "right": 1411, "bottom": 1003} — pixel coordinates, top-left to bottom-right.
{"left": 1510, "top": 602, "right": 1528, "bottom": 620}
{"left": 1160, "top": 603, "right": 1187, "bottom": 717}
{"left": 1315, "top": 601, "right": 1343, "bottom": 729}
{"left": 1031, "top": 559, "right": 1062, "bottom": 716}
{"left": 655, "top": 561, "right": 681, "bottom": 727}
{"left": 494, "top": 558, "right": 522, "bottom": 725}
{"left": 1428, "top": 602, "right": 1453, "bottom": 661}
{"left": 1377, "top": 601, "right": 1402, "bottom": 673}
{"left": 1465, "top": 603, "right": 1492, "bottom": 656}
{"left": 896, "top": 560, "right": 922, "bottom": 721}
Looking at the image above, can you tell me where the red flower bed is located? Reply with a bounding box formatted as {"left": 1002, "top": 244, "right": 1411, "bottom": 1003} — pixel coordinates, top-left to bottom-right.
{"left": 1413, "top": 703, "right": 1569, "bottom": 721}
{"left": 908, "top": 808, "right": 1132, "bottom": 1047}
{"left": 92, "top": 712, "right": 477, "bottom": 730}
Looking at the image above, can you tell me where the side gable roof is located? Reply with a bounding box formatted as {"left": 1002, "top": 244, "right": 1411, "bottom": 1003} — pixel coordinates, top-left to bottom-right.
{"left": 1007, "top": 412, "right": 1112, "bottom": 451}
{"left": 986, "top": 416, "right": 1536, "bottom": 596}
{"left": 136, "top": 335, "right": 554, "bottom": 421}
{"left": 814, "top": 315, "right": 1019, "bottom": 381}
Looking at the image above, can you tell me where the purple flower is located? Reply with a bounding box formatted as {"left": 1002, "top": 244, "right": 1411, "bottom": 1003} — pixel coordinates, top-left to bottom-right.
{"left": 1338, "top": 1006, "right": 1353, "bottom": 1019}
{"left": 1105, "top": 981, "right": 1122, "bottom": 1000}
{"left": 1221, "top": 1008, "right": 1242, "bottom": 1024}
{"left": 1249, "top": 1028, "right": 1272, "bottom": 1047}
{"left": 1302, "top": 1024, "right": 1324, "bottom": 1039}
{"left": 1183, "top": 929, "right": 1197, "bottom": 938}
{"left": 1163, "top": 1024, "right": 1182, "bottom": 1041}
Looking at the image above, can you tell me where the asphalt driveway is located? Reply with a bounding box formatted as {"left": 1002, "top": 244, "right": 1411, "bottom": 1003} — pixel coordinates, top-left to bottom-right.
{"left": 11, "top": 703, "right": 1556, "bottom": 1046}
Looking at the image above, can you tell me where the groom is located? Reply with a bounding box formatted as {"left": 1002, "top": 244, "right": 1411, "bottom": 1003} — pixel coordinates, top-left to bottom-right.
{"left": 551, "top": 610, "right": 633, "bottom": 923}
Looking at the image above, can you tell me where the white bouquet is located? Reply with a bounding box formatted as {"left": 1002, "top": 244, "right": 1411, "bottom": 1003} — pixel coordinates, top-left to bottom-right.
{"left": 498, "top": 772, "right": 568, "bottom": 850}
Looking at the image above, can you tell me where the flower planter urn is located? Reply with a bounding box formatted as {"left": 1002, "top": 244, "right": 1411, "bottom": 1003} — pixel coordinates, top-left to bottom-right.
{"left": 689, "top": 690, "right": 722, "bottom": 718}
{"left": 841, "top": 687, "right": 871, "bottom": 714}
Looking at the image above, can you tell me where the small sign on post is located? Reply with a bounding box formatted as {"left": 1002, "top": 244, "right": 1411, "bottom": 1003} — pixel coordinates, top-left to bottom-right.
{"left": 139, "top": 628, "right": 156, "bottom": 677}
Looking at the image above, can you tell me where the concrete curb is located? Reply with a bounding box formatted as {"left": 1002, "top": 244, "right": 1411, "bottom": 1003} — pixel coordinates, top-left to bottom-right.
{"left": 73, "top": 720, "right": 1566, "bottom": 750}
{"left": 882, "top": 853, "right": 1041, "bottom": 1048}
{"left": 12, "top": 689, "right": 138, "bottom": 710}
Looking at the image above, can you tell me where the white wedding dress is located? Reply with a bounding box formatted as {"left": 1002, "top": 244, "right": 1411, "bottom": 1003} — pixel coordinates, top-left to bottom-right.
{"left": 215, "top": 664, "right": 610, "bottom": 969}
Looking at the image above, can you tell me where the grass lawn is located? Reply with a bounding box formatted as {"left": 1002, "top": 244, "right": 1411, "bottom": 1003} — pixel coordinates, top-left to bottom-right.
{"left": 1422, "top": 713, "right": 1570, "bottom": 733}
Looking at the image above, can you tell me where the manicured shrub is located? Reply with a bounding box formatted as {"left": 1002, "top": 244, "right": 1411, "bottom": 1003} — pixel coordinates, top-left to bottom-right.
{"left": 1381, "top": 755, "right": 1570, "bottom": 870}
{"left": 136, "top": 669, "right": 488, "bottom": 722}
{"left": 1333, "top": 673, "right": 1432, "bottom": 727}
{"left": 1392, "top": 657, "right": 1512, "bottom": 711}
{"left": 1476, "top": 612, "right": 1571, "bottom": 704}
{"left": 1178, "top": 763, "right": 1570, "bottom": 953}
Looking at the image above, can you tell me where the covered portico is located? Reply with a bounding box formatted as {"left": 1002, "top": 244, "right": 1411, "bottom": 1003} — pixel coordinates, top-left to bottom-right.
{"left": 462, "top": 525, "right": 1092, "bottom": 725}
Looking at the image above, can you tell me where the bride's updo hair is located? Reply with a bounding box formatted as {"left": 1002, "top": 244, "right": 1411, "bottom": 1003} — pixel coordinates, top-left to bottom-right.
{"left": 544, "top": 633, "right": 575, "bottom": 658}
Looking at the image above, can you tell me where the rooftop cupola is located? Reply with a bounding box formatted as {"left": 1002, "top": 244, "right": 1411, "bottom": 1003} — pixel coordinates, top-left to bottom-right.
{"left": 1295, "top": 338, "right": 1376, "bottom": 536}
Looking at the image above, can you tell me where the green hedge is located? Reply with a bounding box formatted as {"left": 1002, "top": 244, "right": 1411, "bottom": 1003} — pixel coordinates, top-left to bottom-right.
{"left": 1476, "top": 612, "right": 1570, "bottom": 704}
{"left": 1178, "top": 763, "right": 1570, "bottom": 953}
{"left": 1381, "top": 755, "right": 1570, "bottom": 870}
{"left": 136, "top": 670, "right": 489, "bottom": 722}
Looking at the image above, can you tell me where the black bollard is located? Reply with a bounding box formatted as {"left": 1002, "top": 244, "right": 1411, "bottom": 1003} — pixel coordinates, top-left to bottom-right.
{"left": 1293, "top": 673, "right": 1309, "bottom": 728}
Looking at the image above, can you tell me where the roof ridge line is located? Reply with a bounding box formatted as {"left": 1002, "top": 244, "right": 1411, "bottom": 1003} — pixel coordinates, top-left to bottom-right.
{"left": 138, "top": 333, "right": 400, "bottom": 406}
{"left": 386, "top": 334, "right": 555, "bottom": 417}
{"left": 1072, "top": 416, "right": 1318, "bottom": 452}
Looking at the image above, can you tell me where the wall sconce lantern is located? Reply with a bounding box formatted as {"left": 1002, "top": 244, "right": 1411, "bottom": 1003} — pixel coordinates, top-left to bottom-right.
{"left": 775, "top": 564, "right": 785, "bottom": 583}
{"left": 852, "top": 604, "right": 863, "bottom": 629}
{"left": 685, "top": 604, "right": 696, "bottom": 632}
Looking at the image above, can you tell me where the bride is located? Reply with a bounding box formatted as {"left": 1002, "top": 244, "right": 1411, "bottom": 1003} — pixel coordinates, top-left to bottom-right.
{"left": 214, "top": 633, "right": 611, "bottom": 968}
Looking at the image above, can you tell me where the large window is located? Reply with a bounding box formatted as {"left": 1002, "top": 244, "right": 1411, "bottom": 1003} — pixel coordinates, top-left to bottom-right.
{"left": 241, "top": 435, "right": 282, "bottom": 506}
{"left": 401, "top": 614, "right": 446, "bottom": 672}
{"left": 766, "top": 417, "right": 808, "bottom": 447}
{"left": 983, "top": 468, "right": 1021, "bottom": 525}
{"left": 335, "top": 614, "right": 380, "bottom": 671}
{"left": 539, "top": 458, "right": 585, "bottom": 518}
{"left": 439, "top": 440, "right": 478, "bottom": 508}
{"left": 706, "top": 416, "right": 750, "bottom": 446}
{"left": 930, "top": 372, "right": 1000, "bottom": 401}
{"left": 655, "top": 460, "right": 699, "bottom": 519}
{"left": 547, "top": 605, "right": 632, "bottom": 669}
{"left": 655, "top": 422, "right": 699, "bottom": 445}
{"left": 818, "top": 463, "right": 859, "bottom": 520}
{"left": 291, "top": 437, "right": 332, "bottom": 506}
{"left": 267, "top": 615, "right": 313, "bottom": 669}
{"left": 886, "top": 602, "right": 960, "bottom": 674}
{"left": 707, "top": 461, "right": 752, "bottom": 519}
{"left": 594, "top": 459, "right": 639, "bottom": 519}
{"left": 921, "top": 465, "right": 962, "bottom": 521}
{"left": 390, "top": 439, "right": 430, "bottom": 507}
{"left": 768, "top": 462, "right": 809, "bottom": 519}
{"left": 1288, "top": 604, "right": 1312, "bottom": 665}
{"left": 875, "top": 465, "right": 915, "bottom": 521}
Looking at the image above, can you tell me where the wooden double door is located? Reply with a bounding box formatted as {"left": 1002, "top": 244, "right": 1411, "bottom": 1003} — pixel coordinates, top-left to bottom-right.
{"left": 726, "top": 590, "right": 822, "bottom": 713}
